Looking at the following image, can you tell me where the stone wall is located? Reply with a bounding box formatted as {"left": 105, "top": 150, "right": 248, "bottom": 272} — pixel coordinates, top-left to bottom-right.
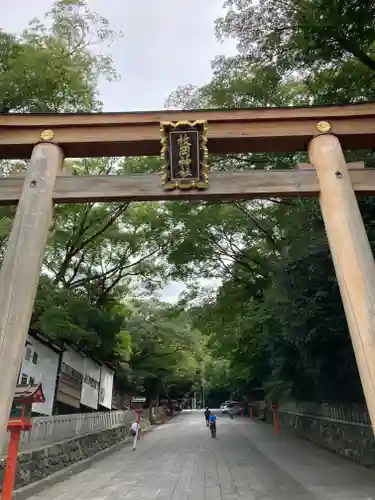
{"left": 0, "top": 421, "right": 147, "bottom": 491}
{"left": 266, "top": 409, "right": 375, "bottom": 467}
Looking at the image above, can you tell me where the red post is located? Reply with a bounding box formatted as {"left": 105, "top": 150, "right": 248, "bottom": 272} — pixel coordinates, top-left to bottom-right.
{"left": 2, "top": 429, "right": 21, "bottom": 500}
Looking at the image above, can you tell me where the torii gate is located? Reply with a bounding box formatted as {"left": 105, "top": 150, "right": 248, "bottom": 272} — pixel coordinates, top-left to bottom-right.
{"left": 0, "top": 102, "right": 375, "bottom": 450}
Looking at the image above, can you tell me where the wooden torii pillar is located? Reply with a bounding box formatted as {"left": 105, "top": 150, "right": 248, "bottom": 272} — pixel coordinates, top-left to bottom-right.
{"left": 0, "top": 104, "right": 375, "bottom": 451}
{"left": 309, "top": 130, "right": 375, "bottom": 430}
{"left": 0, "top": 140, "right": 63, "bottom": 453}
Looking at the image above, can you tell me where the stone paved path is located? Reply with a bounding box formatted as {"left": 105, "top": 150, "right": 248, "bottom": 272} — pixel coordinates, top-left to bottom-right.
{"left": 25, "top": 410, "right": 375, "bottom": 500}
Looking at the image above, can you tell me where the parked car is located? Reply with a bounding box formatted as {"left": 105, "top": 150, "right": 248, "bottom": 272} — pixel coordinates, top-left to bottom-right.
{"left": 220, "top": 401, "right": 231, "bottom": 411}
{"left": 221, "top": 401, "right": 243, "bottom": 414}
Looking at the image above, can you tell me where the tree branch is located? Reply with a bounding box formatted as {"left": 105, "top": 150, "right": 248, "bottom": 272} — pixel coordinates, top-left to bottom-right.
{"left": 53, "top": 202, "right": 130, "bottom": 284}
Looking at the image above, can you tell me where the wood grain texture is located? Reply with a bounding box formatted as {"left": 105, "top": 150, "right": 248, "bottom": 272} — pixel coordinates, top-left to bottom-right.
{"left": 0, "top": 143, "right": 63, "bottom": 453}
{"left": 0, "top": 163, "right": 371, "bottom": 205}
{"left": 309, "top": 134, "right": 375, "bottom": 434}
{"left": 0, "top": 101, "right": 374, "bottom": 126}
{"left": 297, "top": 161, "right": 365, "bottom": 170}
{"left": 0, "top": 102, "right": 375, "bottom": 158}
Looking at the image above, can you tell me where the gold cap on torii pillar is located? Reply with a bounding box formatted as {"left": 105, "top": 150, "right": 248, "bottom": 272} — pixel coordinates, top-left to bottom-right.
{"left": 40, "top": 129, "right": 55, "bottom": 141}
{"left": 316, "top": 121, "right": 332, "bottom": 133}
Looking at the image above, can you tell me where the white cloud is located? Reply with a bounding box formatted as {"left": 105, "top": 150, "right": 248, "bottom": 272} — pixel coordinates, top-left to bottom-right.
{"left": 1, "top": 0, "right": 236, "bottom": 111}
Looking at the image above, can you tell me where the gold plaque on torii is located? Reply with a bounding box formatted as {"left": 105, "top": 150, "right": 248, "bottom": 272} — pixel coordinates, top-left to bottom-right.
{"left": 160, "top": 120, "right": 209, "bottom": 191}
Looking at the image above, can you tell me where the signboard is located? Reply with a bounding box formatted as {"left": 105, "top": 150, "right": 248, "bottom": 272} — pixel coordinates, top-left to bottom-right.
{"left": 160, "top": 120, "right": 209, "bottom": 191}
{"left": 132, "top": 396, "right": 146, "bottom": 403}
{"left": 99, "top": 365, "right": 114, "bottom": 409}
{"left": 80, "top": 358, "right": 100, "bottom": 409}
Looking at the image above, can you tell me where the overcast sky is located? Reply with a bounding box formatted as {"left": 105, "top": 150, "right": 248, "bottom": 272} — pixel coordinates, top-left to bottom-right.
{"left": 2, "top": 0, "right": 235, "bottom": 301}
{"left": 1, "top": 0, "right": 236, "bottom": 111}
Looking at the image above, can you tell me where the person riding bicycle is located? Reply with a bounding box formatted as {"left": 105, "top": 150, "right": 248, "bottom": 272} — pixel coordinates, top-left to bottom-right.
{"left": 208, "top": 412, "right": 217, "bottom": 431}
{"left": 204, "top": 407, "right": 211, "bottom": 426}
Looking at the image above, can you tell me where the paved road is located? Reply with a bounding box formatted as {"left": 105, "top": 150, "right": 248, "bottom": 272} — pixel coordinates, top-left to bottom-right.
{"left": 25, "top": 410, "right": 375, "bottom": 500}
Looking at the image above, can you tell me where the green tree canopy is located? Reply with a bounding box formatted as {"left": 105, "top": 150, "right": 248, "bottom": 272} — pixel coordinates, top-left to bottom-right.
{"left": 0, "top": 0, "right": 119, "bottom": 113}
{"left": 165, "top": 0, "right": 375, "bottom": 405}
{"left": 0, "top": 1, "right": 203, "bottom": 404}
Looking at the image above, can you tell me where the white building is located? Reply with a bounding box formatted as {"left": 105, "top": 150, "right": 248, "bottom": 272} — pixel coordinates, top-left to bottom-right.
{"left": 81, "top": 357, "right": 101, "bottom": 410}
{"left": 99, "top": 365, "right": 114, "bottom": 410}
{"left": 19, "top": 336, "right": 118, "bottom": 415}
{"left": 55, "top": 346, "right": 85, "bottom": 411}
{"left": 18, "top": 331, "right": 62, "bottom": 416}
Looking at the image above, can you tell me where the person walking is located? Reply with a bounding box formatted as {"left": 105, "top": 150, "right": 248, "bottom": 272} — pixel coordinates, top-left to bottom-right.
{"left": 131, "top": 420, "right": 140, "bottom": 438}
{"left": 131, "top": 419, "right": 141, "bottom": 451}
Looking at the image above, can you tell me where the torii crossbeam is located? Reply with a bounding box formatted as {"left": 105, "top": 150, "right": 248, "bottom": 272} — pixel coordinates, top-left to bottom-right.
{"left": 1, "top": 101, "right": 375, "bottom": 451}
{"left": 0, "top": 101, "right": 374, "bottom": 158}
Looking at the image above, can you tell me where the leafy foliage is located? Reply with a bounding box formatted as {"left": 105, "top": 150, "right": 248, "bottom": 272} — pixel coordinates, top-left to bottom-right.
{"left": 0, "top": 1, "right": 201, "bottom": 404}
{"left": 3, "top": 0, "right": 375, "bottom": 408}
{"left": 215, "top": 0, "right": 375, "bottom": 103}
{"left": 165, "top": 0, "right": 375, "bottom": 405}
{"left": 0, "top": 0, "right": 119, "bottom": 113}
{"left": 124, "top": 300, "right": 203, "bottom": 401}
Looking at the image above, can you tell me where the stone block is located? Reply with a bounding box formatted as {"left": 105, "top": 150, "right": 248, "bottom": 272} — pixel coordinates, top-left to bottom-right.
{"left": 267, "top": 408, "right": 375, "bottom": 468}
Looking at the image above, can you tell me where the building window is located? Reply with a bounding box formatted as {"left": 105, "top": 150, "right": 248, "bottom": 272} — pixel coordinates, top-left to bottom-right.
{"left": 99, "top": 388, "right": 105, "bottom": 403}
{"left": 83, "top": 373, "right": 99, "bottom": 389}
{"left": 20, "top": 374, "right": 28, "bottom": 385}
{"left": 32, "top": 352, "right": 38, "bottom": 365}
{"left": 25, "top": 346, "right": 32, "bottom": 362}
{"left": 60, "top": 362, "right": 82, "bottom": 389}
{"left": 61, "top": 362, "right": 82, "bottom": 382}
{"left": 29, "top": 377, "right": 35, "bottom": 385}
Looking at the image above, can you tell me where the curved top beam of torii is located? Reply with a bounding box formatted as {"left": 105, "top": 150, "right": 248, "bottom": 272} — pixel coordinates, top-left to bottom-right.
{"left": 0, "top": 101, "right": 374, "bottom": 159}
